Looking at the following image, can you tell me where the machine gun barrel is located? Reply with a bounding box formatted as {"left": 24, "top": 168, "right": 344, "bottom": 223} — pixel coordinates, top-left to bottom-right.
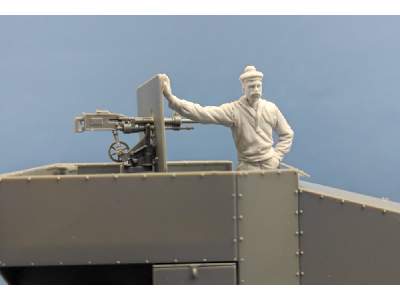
{"left": 75, "top": 110, "right": 197, "bottom": 133}
{"left": 129, "top": 117, "right": 196, "bottom": 126}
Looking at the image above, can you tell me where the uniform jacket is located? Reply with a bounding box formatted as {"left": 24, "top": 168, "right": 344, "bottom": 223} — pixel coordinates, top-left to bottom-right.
{"left": 168, "top": 95, "right": 294, "bottom": 163}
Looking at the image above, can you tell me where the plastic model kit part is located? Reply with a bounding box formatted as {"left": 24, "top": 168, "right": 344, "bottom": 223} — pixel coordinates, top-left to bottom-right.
{"left": 298, "top": 181, "right": 400, "bottom": 284}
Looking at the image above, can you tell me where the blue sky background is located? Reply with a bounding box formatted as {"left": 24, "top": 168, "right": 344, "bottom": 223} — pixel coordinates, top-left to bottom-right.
{"left": 0, "top": 15, "right": 399, "bottom": 204}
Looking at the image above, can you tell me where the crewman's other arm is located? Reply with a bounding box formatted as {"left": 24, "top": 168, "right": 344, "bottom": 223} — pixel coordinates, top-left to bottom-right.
{"left": 273, "top": 106, "right": 294, "bottom": 161}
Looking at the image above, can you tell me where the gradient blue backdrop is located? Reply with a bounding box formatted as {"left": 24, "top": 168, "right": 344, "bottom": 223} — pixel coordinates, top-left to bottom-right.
{"left": 0, "top": 16, "right": 399, "bottom": 205}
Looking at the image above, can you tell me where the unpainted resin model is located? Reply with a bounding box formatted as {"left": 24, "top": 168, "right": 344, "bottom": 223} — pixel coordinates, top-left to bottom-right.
{"left": 161, "top": 66, "right": 294, "bottom": 171}
{"left": 1, "top": 74, "right": 400, "bottom": 285}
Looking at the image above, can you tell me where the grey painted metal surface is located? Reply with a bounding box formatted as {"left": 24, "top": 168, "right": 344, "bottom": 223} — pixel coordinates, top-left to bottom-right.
{"left": 137, "top": 75, "right": 167, "bottom": 172}
{"left": 77, "top": 164, "right": 121, "bottom": 175}
{"left": 1, "top": 163, "right": 79, "bottom": 177}
{"left": 153, "top": 263, "right": 237, "bottom": 285}
{"left": 2, "top": 161, "right": 232, "bottom": 177}
{"left": 5, "top": 164, "right": 400, "bottom": 284}
{"left": 299, "top": 182, "right": 400, "bottom": 284}
{"left": 0, "top": 172, "right": 236, "bottom": 266}
{"left": 300, "top": 181, "right": 400, "bottom": 213}
{"left": 236, "top": 170, "right": 299, "bottom": 284}
{"left": 167, "top": 161, "right": 232, "bottom": 172}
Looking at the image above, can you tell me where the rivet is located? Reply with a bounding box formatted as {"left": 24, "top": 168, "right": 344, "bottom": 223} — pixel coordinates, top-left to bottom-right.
{"left": 239, "top": 215, "right": 244, "bottom": 220}
{"left": 319, "top": 195, "right": 324, "bottom": 199}
{"left": 142, "top": 174, "right": 147, "bottom": 179}
{"left": 0, "top": 178, "right": 3, "bottom": 183}
{"left": 361, "top": 204, "right": 366, "bottom": 209}
{"left": 203, "top": 258, "right": 207, "bottom": 262}
{"left": 88, "top": 261, "right": 92, "bottom": 264}
{"left": 171, "top": 173, "right": 176, "bottom": 178}
{"left": 238, "top": 193, "right": 243, "bottom": 198}
{"left": 240, "top": 258, "right": 245, "bottom": 262}
{"left": 85, "top": 176, "right": 90, "bottom": 181}
{"left": 300, "top": 230, "right": 304, "bottom": 235}
{"left": 298, "top": 189, "right": 303, "bottom": 194}
{"left": 299, "top": 210, "right": 304, "bottom": 214}
{"left": 296, "top": 272, "right": 300, "bottom": 276}
{"left": 56, "top": 176, "right": 61, "bottom": 182}
{"left": 296, "top": 251, "right": 300, "bottom": 256}
{"left": 113, "top": 174, "right": 119, "bottom": 180}
{"left": 340, "top": 199, "right": 345, "bottom": 204}
{"left": 116, "top": 260, "right": 121, "bottom": 264}
{"left": 239, "top": 236, "right": 244, "bottom": 241}
{"left": 59, "top": 262, "right": 63, "bottom": 265}
{"left": 261, "top": 171, "right": 266, "bottom": 176}
{"left": 233, "top": 257, "right": 237, "bottom": 261}
{"left": 301, "top": 272, "right": 305, "bottom": 276}
{"left": 294, "top": 190, "right": 299, "bottom": 194}
{"left": 232, "top": 193, "right": 236, "bottom": 198}
{"left": 277, "top": 170, "right": 281, "bottom": 175}
{"left": 382, "top": 209, "right": 387, "bottom": 214}
{"left": 174, "top": 258, "right": 178, "bottom": 263}
{"left": 145, "top": 259, "right": 150, "bottom": 263}
{"left": 27, "top": 177, "right": 32, "bottom": 182}
{"left": 30, "top": 262, "right": 35, "bottom": 266}
{"left": 300, "top": 251, "right": 304, "bottom": 255}
{"left": 232, "top": 216, "right": 237, "bottom": 220}
{"left": 240, "top": 279, "right": 245, "bottom": 283}
{"left": 233, "top": 238, "right": 237, "bottom": 243}
{"left": 200, "top": 173, "right": 205, "bottom": 178}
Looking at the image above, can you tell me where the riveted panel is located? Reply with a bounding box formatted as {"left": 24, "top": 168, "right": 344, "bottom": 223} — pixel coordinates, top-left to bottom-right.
{"left": 236, "top": 170, "right": 299, "bottom": 284}
{"left": 153, "top": 263, "right": 237, "bottom": 285}
{"left": 0, "top": 172, "right": 236, "bottom": 266}
{"left": 299, "top": 182, "right": 400, "bottom": 284}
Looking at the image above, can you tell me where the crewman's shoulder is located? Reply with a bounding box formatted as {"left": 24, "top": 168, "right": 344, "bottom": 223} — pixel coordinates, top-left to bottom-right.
{"left": 223, "top": 99, "right": 241, "bottom": 108}
{"left": 260, "top": 98, "right": 279, "bottom": 111}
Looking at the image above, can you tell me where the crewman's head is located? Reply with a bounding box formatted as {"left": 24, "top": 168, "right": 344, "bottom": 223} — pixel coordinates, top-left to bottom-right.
{"left": 240, "top": 65, "right": 263, "bottom": 105}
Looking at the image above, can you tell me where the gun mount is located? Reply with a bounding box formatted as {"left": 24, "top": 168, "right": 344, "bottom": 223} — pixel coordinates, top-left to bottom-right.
{"left": 75, "top": 110, "right": 196, "bottom": 172}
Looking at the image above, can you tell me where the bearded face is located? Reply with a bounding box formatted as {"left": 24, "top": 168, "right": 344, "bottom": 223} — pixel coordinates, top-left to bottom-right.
{"left": 243, "top": 78, "right": 262, "bottom": 106}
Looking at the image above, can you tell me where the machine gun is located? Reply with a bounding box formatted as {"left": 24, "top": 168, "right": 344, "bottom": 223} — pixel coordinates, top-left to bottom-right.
{"left": 75, "top": 110, "right": 196, "bottom": 172}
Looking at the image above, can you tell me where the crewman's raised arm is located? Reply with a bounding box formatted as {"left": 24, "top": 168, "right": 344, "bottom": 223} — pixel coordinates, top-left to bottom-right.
{"left": 168, "top": 96, "right": 235, "bottom": 127}
{"left": 161, "top": 74, "right": 235, "bottom": 127}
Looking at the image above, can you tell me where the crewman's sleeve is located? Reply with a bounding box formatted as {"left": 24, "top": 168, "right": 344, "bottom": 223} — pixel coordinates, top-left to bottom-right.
{"left": 168, "top": 96, "right": 235, "bottom": 127}
{"left": 273, "top": 105, "right": 294, "bottom": 161}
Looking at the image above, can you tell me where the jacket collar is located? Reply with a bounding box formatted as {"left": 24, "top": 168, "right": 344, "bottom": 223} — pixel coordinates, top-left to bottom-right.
{"left": 238, "top": 96, "right": 263, "bottom": 131}
{"left": 239, "top": 96, "right": 261, "bottom": 114}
